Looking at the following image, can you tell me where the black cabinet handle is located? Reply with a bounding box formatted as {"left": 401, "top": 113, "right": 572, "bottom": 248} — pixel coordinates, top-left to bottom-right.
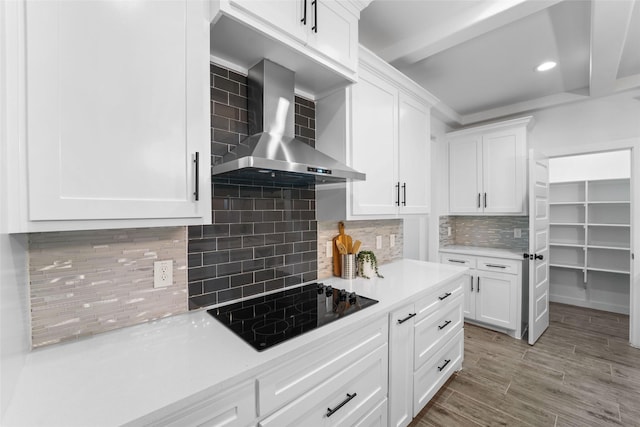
{"left": 326, "top": 393, "right": 356, "bottom": 417}
{"left": 477, "top": 193, "right": 481, "bottom": 208}
{"left": 477, "top": 277, "right": 480, "bottom": 292}
{"left": 397, "top": 313, "right": 417, "bottom": 324}
{"left": 438, "top": 359, "right": 451, "bottom": 372}
{"left": 438, "top": 292, "right": 452, "bottom": 301}
{"left": 470, "top": 275, "right": 473, "bottom": 292}
{"left": 402, "top": 183, "right": 406, "bottom": 206}
{"left": 301, "top": 0, "right": 307, "bottom": 24}
{"left": 535, "top": 254, "right": 544, "bottom": 260}
{"left": 193, "top": 152, "right": 200, "bottom": 201}
{"left": 485, "top": 264, "right": 506, "bottom": 269}
{"left": 484, "top": 192, "right": 487, "bottom": 208}
{"left": 395, "top": 182, "right": 400, "bottom": 206}
{"left": 438, "top": 320, "right": 452, "bottom": 330}
{"left": 448, "top": 259, "right": 466, "bottom": 264}
{"left": 311, "top": 0, "right": 317, "bottom": 32}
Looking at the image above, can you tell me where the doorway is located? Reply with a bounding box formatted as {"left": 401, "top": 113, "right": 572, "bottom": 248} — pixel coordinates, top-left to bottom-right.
{"left": 547, "top": 149, "right": 633, "bottom": 340}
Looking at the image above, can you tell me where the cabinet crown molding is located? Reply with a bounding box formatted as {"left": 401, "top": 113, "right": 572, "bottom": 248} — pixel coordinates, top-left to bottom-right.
{"left": 446, "top": 116, "right": 534, "bottom": 138}
{"left": 358, "top": 45, "right": 440, "bottom": 107}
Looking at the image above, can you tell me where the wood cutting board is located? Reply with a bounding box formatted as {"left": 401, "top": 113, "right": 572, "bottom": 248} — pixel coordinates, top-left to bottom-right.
{"left": 332, "top": 221, "right": 353, "bottom": 276}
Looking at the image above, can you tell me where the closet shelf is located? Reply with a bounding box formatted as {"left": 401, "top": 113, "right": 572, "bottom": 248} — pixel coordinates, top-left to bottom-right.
{"left": 550, "top": 263, "right": 584, "bottom": 271}
{"left": 586, "top": 267, "right": 630, "bottom": 275}
{"left": 588, "top": 223, "right": 631, "bottom": 228}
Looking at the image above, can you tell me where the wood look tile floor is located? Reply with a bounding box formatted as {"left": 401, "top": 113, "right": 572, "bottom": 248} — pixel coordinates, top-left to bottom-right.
{"left": 410, "top": 303, "right": 640, "bottom": 427}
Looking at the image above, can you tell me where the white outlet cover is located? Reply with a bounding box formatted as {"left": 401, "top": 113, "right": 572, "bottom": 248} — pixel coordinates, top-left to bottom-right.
{"left": 390, "top": 234, "right": 396, "bottom": 247}
{"left": 326, "top": 241, "right": 333, "bottom": 258}
{"left": 514, "top": 228, "right": 522, "bottom": 238}
{"left": 376, "top": 236, "right": 382, "bottom": 249}
{"left": 153, "top": 260, "right": 173, "bottom": 288}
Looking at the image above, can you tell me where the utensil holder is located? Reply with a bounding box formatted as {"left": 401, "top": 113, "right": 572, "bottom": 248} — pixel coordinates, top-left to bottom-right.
{"left": 341, "top": 254, "right": 357, "bottom": 279}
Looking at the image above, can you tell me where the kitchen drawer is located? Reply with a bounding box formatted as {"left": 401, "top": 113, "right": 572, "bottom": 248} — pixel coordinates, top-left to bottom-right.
{"left": 414, "top": 294, "right": 463, "bottom": 371}
{"left": 353, "top": 398, "right": 387, "bottom": 427}
{"left": 258, "top": 344, "right": 388, "bottom": 427}
{"left": 128, "top": 381, "right": 255, "bottom": 427}
{"left": 414, "top": 275, "right": 464, "bottom": 322}
{"left": 439, "top": 253, "right": 476, "bottom": 269}
{"left": 257, "top": 315, "right": 387, "bottom": 416}
{"left": 413, "top": 329, "right": 464, "bottom": 416}
{"left": 476, "top": 256, "right": 520, "bottom": 275}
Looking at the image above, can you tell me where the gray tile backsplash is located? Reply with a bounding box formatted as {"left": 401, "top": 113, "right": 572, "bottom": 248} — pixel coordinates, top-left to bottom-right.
{"left": 187, "top": 64, "right": 318, "bottom": 309}
{"left": 440, "top": 216, "right": 529, "bottom": 251}
{"left": 29, "top": 227, "right": 187, "bottom": 347}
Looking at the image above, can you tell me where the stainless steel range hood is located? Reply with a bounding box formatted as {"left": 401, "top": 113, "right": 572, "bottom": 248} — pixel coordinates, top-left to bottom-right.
{"left": 211, "top": 60, "right": 365, "bottom": 185}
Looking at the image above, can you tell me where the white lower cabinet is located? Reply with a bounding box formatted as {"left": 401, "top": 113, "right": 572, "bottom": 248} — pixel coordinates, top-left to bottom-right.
{"left": 413, "top": 329, "right": 464, "bottom": 412}
{"left": 259, "top": 344, "right": 388, "bottom": 427}
{"left": 440, "top": 251, "right": 524, "bottom": 338}
{"left": 127, "top": 381, "right": 255, "bottom": 427}
{"left": 388, "top": 276, "right": 465, "bottom": 427}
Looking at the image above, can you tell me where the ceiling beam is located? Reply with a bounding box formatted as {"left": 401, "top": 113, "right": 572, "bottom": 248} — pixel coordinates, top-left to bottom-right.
{"left": 589, "top": 0, "right": 635, "bottom": 97}
{"left": 379, "top": 0, "right": 562, "bottom": 67}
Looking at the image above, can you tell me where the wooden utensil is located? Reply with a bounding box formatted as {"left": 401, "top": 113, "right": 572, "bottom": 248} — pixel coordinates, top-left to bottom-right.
{"left": 351, "top": 240, "right": 362, "bottom": 254}
{"left": 332, "top": 221, "right": 353, "bottom": 276}
{"left": 336, "top": 241, "right": 348, "bottom": 255}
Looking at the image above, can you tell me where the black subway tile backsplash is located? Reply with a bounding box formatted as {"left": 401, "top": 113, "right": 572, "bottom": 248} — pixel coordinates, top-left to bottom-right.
{"left": 187, "top": 63, "right": 318, "bottom": 309}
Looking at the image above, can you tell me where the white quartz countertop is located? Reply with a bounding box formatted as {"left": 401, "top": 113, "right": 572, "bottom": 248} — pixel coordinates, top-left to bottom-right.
{"left": 3, "top": 259, "right": 467, "bottom": 427}
{"left": 439, "top": 245, "right": 526, "bottom": 260}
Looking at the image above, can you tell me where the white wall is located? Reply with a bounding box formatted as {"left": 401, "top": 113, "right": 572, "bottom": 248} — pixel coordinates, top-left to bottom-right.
{"left": 429, "top": 116, "right": 450, "bottom": 262}
{"left": 1, "top": 0, "right": 30, "bottom": 417}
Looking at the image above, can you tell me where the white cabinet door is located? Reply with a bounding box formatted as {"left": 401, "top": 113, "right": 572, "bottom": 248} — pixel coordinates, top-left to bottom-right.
{"left": 388, "top": 304, "right": 415, "bottom": 427}
{"left": 398, "top": 93, "right": 430, "bottom": 214}
{"left": 350, "top": 69, "right": 398, "bottom": 216}
{"left": 24, "top": 0, "right": 209, "bottom": 222}
{"left": 482, "top": 128, "right": 526, "bottom": 214}
{"left": 307, "top": 0, "right": 358, "bottom": 73}
{"left": 448, "top": 137, "right": 481, "bottom": 214}
{"left": 475, "top": 271, "right": 518, "bottom": 329}
{"left": 228, "top": 0, "right": 307, "bottom": 44}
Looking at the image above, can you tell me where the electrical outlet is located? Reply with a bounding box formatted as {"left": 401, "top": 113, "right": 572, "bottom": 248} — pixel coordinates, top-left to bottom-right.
{"left": 514, "top": 228, "right": 522, "bottom": 238}
{"left": 390, "top": 234, "right": 396, "bottom": 248}
{"left": 326, "top": 241, "right": 333, "bottom": 258}
{"left": 154, "top": 260, "right": 173, "bottom": 288}
{"left": 447, "top": 227, "right": 452, "bottom": 237}
{"left": 376, "top": 235, "right": 382, "bottom": 249}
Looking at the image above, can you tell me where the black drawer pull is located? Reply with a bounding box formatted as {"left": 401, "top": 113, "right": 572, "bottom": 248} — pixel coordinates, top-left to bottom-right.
{"left": 448, "top": 259, "right": 466, "bottom": 264}
{"left": 397, "top": 313, "right": 417, "bottom": 324}
{"left": 438, "top": 359, "right": 451, "bottom": 372}
{"left": 470, "top": 275, "right": 474, "bottom": 291}
{"left": 438, "top": 292, "right": 452, "bottom": 301}
{"left": 326, "top": 393, "right": 356, "bottom": 417}
{"left": 486, "top": 264, "right": 507, "bottom": 269}
{"left": 438, "top": 320, "right": 452, "bottom": 330}
{"left": 300, "top": 0, "right": 307, "bottom": 24}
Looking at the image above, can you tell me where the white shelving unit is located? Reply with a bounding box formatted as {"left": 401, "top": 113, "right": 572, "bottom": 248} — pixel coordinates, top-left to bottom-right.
{"left": 549, "top": 178, "right": 631, "bottom": 314}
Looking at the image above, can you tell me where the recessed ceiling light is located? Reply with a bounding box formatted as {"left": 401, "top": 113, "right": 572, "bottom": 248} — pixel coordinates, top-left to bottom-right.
{"left": 536, "top": 61, "right": 557, "bottom": 72}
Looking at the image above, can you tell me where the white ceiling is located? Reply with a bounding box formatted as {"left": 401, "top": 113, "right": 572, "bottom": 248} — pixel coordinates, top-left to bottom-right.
{"left": 359, "top": 0, "right": 640, "bottom": 126}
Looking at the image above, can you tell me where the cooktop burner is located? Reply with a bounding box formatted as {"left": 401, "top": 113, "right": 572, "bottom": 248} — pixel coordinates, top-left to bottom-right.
{"left": 208, "top": 283, "right": 378, "bottom": 351}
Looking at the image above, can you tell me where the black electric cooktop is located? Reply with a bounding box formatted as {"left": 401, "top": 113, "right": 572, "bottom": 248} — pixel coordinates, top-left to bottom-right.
{"left": 208, "top": 283, "right": 378, "bottom": 351}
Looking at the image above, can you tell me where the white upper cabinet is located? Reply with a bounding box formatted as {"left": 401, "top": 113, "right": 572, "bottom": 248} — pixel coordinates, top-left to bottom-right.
{"left": 306, "top": 0, "right": 359, "bottom": 73}
{"left": 316, "top": 47, "right": 436, "bottom": 220}
{"left": 448, "top": 117, "right": 531, "bottom": 215}
{"left": 3, "top": 0, "right": 211, "bottom": 232}
{"left": 211, "top": 0, "right": 364, "bottom": 96}
{"left": 350, "top": 68, "right": 399, "bottom": 216}
{"left": 228, "top": 0, "right": 308, "bottom": 43}
{"left": 398, "top": 93, "right": 430, "bottom": 214}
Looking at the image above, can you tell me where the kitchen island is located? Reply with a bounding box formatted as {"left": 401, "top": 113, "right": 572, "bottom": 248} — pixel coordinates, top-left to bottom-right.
{"left": 3, "top": 259, "right": 466, "bottom": 427}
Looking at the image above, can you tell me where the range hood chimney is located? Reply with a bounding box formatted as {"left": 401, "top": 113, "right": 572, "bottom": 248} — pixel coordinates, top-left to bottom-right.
{"left": 211, "top": 59, "right": 365, "bottom": 185}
